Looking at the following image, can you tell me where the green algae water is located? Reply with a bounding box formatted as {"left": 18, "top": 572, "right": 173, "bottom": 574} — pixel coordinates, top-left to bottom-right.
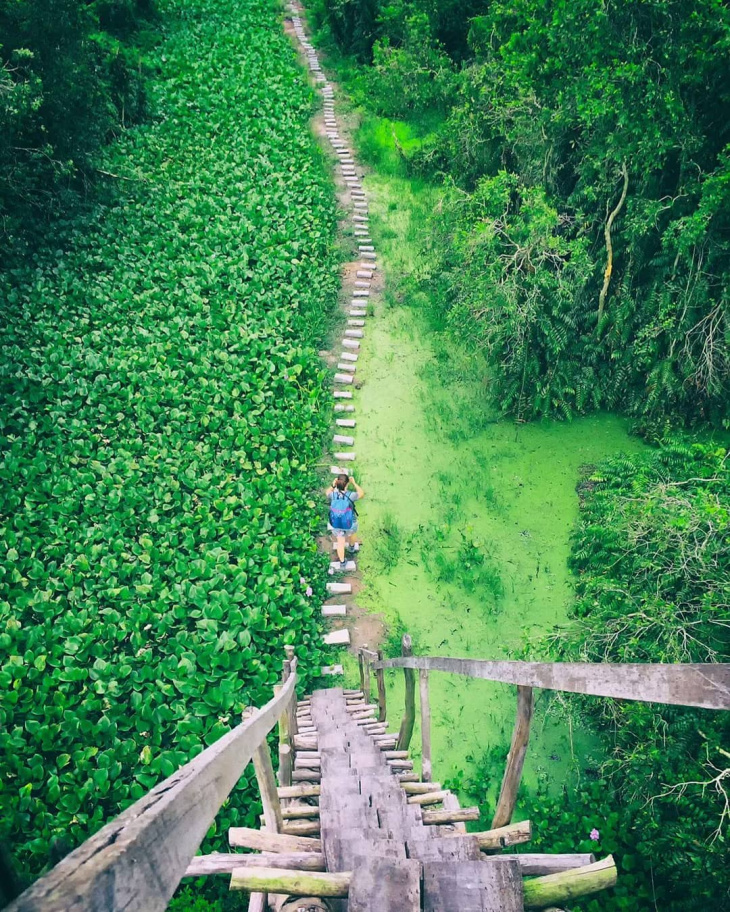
{"left": 338, "top": 167, "right": 646, "bottom": 809}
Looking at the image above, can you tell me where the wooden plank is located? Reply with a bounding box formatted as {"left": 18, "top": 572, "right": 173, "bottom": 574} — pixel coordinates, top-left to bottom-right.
{"left": 397, "top": 635, "right": 417, "bottom": 750}
{"left": 6, "top": 669, "right": 298, "bottom": 912}
{"left": 229, "top": 828, "right": 322, "bottom": 854}
{"left": 184, "top": 852, "right": 326, "bottom": 876}
{"left": 407, "top": 790, "right": 450, "bottom": 806}
{"left": 402, "top": 782, "right": 441, "bottom": 794}
{"left": 347, "top": 858, "right": 421, "bottom": 912}
{"left": 492, "top": 686, "right": 533, "bottom": 829}
{"left": 281, "top": 821, "right": 320, "bottom": 837}
{"left": 374, "top": 657, "right": 730, "bottom": 710}
{"left": 406, "top": 837, "right": 481, "bottom": 863}
{"left": 419, "top": 669, "right": 432, "bottom": 782}
{"left": 229, "top": 867, "right": 350, "bottom": 896}
{"left": 441, "top": 792, "right": 467, "bottom": 835}
{"left": 423, "top": 859, "right": 523, "bottom": 912}
{"left": 522, "top": 856, "right": 617, "bottom": 908}
{"left": 515, "top": 853, "right": 595, "bottom": 875}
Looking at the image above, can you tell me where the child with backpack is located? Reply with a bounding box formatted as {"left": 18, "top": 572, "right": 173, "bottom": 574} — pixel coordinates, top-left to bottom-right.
{"left": 327, "top": 474, "right": 364, "bottom": 569}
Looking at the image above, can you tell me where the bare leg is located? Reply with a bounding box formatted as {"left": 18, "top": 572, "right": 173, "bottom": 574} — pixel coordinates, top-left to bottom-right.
{"left": 335, "top": 535, "right": 346, "bottom": 563}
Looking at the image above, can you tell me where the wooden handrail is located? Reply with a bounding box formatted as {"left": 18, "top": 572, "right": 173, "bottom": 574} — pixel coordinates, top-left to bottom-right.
{"left": 8, "top": 665, "right": 299, "bottom": 912}
{"left": 373, "top": 656, "right": 730, "bottom": 710}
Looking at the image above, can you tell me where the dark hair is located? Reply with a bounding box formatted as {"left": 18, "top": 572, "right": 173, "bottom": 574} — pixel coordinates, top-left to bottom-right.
{"left": 335, "top": 473, "right": 349, "bottom": 491}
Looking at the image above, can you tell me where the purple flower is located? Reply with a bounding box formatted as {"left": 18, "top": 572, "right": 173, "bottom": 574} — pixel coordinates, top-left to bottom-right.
{"left": 300, "top": 576, "right": 306, "bottom": 586}
{"left": 305, "top": 586, "right": 313, "bottom": 597}
{"left": 589, "top": 828, "right": 600, "bottom": 841}
{"left": 328, "top": 567, "right": 334, "bottom": 575}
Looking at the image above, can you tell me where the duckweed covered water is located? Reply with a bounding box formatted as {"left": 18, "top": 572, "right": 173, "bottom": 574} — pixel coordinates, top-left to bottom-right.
{"left": 342, "top": 169, "right": 646, "bottom": 808}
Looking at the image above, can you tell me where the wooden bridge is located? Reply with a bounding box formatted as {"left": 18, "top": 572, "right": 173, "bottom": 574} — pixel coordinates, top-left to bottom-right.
{"left": 6, "top": 641, "right": 729, "bottom": 912}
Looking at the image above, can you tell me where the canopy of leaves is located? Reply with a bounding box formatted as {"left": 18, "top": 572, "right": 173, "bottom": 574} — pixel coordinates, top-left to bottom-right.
{"left": 316, "top": 0, "right": 730, "bottom": 428}
{"left": 0, "top": 0, "right": 338, "bottom": 881}
{"left": 550, "top": 442, "right": 730, "bottom": 910}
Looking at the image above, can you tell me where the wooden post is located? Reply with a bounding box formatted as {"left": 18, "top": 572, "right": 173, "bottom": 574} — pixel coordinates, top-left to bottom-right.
{"left": 376, "top": 649, "right": 387, "bottom": 722}
{"left": 419, "top": 668, "right": 432, "bottom": 782}
{"left": 274, "top": 685, "right": 292, "bottom": 790}
{"left": 397, "top": 635, "right": 416, "bottom": 751}
{"left": 243, "top": 709, "right": 284, "bottom": 835}
{"left": 363, "top": 655, "right": 371, "bottom": 703}
{"left": 358, "top": 651, "right": 366, "bottom": 694}
{"left": 492, "top": 685, "right": 533, "bottom": 829}
{"left": 283, "top": 646, "right": 298, "bottom": 740}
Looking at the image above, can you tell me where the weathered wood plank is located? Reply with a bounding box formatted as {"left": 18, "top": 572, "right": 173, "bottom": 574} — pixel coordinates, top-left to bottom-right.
{"left": 347, "top": 858, "right": 421, "bottom": 912}
{"left": 229, "top": 828, "right": 322, "bottom": 854}
{"left": 516, "top": 853, "right": 595, "bottom": 876}
{"left": 422, "top": 807, "right": 480, "bottom": 825}
{"left": 376, "top": 649, "right": 388, "bottom": 722}
{"left": 423, "top": 859, "right": 523, "bottom": 912}
{"left": 522, "top": 856, "right": 617, "bottom": 908}
{"left": 374, "top": 657, "right": 730, "bottom": 710}
{"left": 492, "top": 685, "right": 533, "bottom": 829}
{"left": 7, "top": 670, "right": 298, "bottom": 912}
{"left": 277, "top": 784, "right": 320, "bottom": 800}
{"left": 184, "top": 852, "right": 326, "bottom": 876}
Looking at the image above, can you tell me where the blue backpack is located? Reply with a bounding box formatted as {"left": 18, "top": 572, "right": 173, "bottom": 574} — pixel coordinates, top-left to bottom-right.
{"left": 329, "top": 489, "right": 357, "bottom": 530}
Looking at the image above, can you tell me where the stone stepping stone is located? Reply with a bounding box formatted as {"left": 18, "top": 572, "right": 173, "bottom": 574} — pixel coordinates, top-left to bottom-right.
{"left": 348, "top": 320, "right": 365, "bottom": 327}
{"left": 353, "top": 214, "right": 369, "bottom": 222}
{"left": 361, "top": 251, "right": 376, "bottom": 259}
{"left": 330, "top": 465, "right": 348, "bottom": 474}
{"left": 357, "top": 271, "right": 373, "bottom": 278}
{"left": 352, "top": 291, "right": 369, "bottom": 298}
{"left": 333, "top": 434, "right": 355, "bottom": 445}
{"left": 329, "top": 560, "right": 356, "bottom": 571}
{"left": 334, "top": 372, "right": 353, "bottom": 384}
{"left": 326, "top": 581, "right": 351, "bottom": 594}
{"left": 334, "top": 403, "right": 355, "bottom": 412}
{"left": 350, "top": 310, "right": 367, "bottom": 318}
{"left": 336, "top": 419, "right": 356, "bottom": 427}
{"left": 322, "top": 604, "right": 347, "bottom": 617}
{"left": 337, "top": 362, "right": 356, "bottom": 372}
{"left": 342, "top": 339, "right": 360, "bottom": 349}
{"left": 323, "top": 629, "right": 351, "bottom": 646}
{"left": 354, "top": 281, "right": 370, "bottom": 288}
{"left": 334, "top": 388, "right": 354, "bottom": 397}
{"left": 321, "top": 664, "right": 344, "bottom": 675}
{"left": 345, "top": 329, "right": 364, "bottom": 337}
{"left": 340, "top": 352, "right": 358, "bottom": 362}
{"left": 359, "top": 245, "right": 375, "bottom": 251}
{"left": 334, "top": 451, "right": 356, "bottom": 461}
{"left": 359, "top": 261, "right": 377, "bottom": 270}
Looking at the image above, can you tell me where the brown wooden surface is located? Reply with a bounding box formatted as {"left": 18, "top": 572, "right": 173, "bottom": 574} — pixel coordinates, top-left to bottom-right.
{"left": 492, "top": 685, "right": 533, "bottom": 829}
{"left": 6, "top": 670, "right": 298, "bottom": 912}
{"left": 397, "top": 635, "right": 417, "bottom": 750}
{"left": 347, "top": 858, "right": 421, "bottom": 912}
{"left": 374, "top": 656, "right": 730, "bottom": 710}
{"left": 184, "top": 852, "right": 326, "bottom": 876}
{"left": 229, "top": 828, "right": 322, "bottom": 854}
{"left": 422, "top": 859, "right": 523, "bottom": 912}
{"left": 515, "top": 853, "right": 595, "bottom": 875}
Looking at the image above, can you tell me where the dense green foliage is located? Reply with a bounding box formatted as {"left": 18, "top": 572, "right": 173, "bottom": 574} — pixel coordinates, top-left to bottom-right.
{"left": 0, "top": 0, "right": 338, "bottom": 881}
{"left": 531, "top": 442, "right": 729, "bottom": 910}
{"left": 0, "top": 0, "right": 158, "bottom": 254}
{"left": 314, "top": 0, "right": 730, "bottom": 428}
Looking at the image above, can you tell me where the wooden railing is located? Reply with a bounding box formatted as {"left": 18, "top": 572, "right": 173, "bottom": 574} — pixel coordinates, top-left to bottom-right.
{"left": 7, "top": 647, "right": 302, "bottom": 912}
{"left": 368, "top": 642, "right": 730, "bottom": 829}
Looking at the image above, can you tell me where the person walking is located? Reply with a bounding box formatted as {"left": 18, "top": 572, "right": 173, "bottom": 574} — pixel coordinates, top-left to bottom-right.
{"left": 327, "top": 473, "right": 364, "bottom": 568}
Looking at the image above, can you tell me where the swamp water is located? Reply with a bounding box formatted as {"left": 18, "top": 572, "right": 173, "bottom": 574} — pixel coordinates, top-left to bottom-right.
{"left": 336, "top": 171, "right": 646, "bottom": 809}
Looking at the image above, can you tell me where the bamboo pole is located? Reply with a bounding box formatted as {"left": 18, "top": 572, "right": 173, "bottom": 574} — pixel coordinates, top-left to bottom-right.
{"left": 397, "top": 635, "right": 416, "bottom": 751}
{"left": 419, "top": 668, "right": 432, "bottom": 782}
{"left": 230, "top": 867, "right": 351, "bottom": 897}
{"left": 522, "top": 856, "right": 617, "bottom": 908}
{"left": 376, "top": 649, "right": 387, "bottom": 722}
{"left": 492, "top": 685, "right": 533, "bottom": 829}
